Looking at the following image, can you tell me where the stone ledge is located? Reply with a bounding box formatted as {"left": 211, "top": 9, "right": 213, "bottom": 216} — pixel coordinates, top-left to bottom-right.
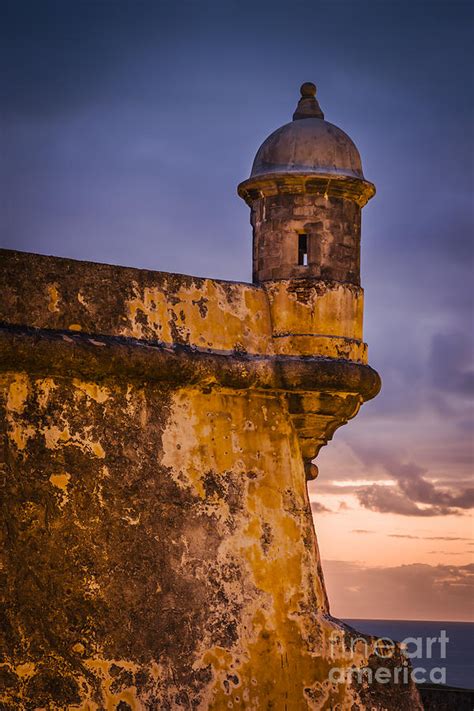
{"left": 238, "top": 172, "right": 376, "bottom": 207}
{"left": 0, "top": 324, "right": 381, "bottom": 400}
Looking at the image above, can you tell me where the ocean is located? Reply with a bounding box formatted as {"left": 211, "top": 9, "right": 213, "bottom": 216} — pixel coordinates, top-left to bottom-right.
{"left": 343, "top": 619, "right": 474, "bottom": 690}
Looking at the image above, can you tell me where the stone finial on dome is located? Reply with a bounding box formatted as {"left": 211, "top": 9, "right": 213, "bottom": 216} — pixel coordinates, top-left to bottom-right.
{"left": 293, "top": 82, "right": 324, "bottom": 121}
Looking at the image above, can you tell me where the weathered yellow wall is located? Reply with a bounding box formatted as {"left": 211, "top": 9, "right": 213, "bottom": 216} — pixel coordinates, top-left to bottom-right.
{"left": 264, "top": 280, "right": 366, "bottom": 362}
{"left": 0, "top": 250, "right": 366, "bottom": 361}
{"left": 0, "top": 371, "right": 395, "bottom": 709}
{"left": 0, "top": 249, "right": 421, "bottom": 710}
{"left": 1, "top": 251, "right": 273, "bottom": 355}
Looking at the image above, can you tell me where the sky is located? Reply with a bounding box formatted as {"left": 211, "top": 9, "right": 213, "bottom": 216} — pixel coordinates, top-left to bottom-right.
{"left": 1, "top": 0, "right": 473, "bottom": 621}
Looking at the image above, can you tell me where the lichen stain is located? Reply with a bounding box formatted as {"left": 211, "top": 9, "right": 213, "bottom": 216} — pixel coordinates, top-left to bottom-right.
{"left": 78, "top": 660, "right": 143, "bottom": 710}
{"left": 7, "top": 422, "right": 36, "bottom": 451}
{"left": 49, "top": 471, "right": 71, "bottom": 505}
{"left": 7, "top": 373, "right": 29, "bottom": 413}
{"left": 13, "top": 662, "right": 36, "bottom": 678}
{"left": 3, "top": 373, "right": 36, "bottom": 450}
{"left": 122, "top": 280, "right": 272, "bottom": 355}
{"left": 43, "top": 424, "right": 105, "bottom": 458}
{"left": 73, "top": 378, "right": 110, "bottom": 404}
{"left": 36, "top": 377, "right": 57, "bottom": 409}
{"left": 122, "top": 509, "right": 141, "bottom": 525}
{"left": 77, "top": 291, "right": 88, "bottom": 306}
{"left": 49, "top": 471, "right": 70, "bottom": 490}
{"left": 47, "top": 283, "right": 60, "bottom": 312}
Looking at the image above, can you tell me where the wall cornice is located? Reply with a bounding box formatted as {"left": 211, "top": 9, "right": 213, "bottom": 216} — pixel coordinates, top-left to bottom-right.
{"left": 238, "top": 172, "right": 376, "bottom": 207}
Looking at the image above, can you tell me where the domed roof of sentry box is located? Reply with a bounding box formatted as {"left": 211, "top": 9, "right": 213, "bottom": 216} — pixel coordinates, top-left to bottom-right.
{"left": 249, "top": 83, "right": 365, "bottom": 181}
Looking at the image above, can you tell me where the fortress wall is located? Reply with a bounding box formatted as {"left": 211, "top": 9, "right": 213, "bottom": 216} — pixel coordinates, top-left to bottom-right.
{"left": 1, "top": 366, "right": 377, "bottom": 710}
{"left": 0, "top": 250, "right": 272, "bottom": 356}
{"left": 0, "top": 368, "right": 420, "bottom": 711}
{"left": 0, "top": 249, "right": 421, "bottom": 710}
{"left": 0, "top": 250, "right": 367, "bottom": 363}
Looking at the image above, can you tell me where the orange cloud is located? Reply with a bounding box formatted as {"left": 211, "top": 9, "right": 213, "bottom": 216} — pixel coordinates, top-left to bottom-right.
{"left": 323, "top": 560, "right": 474, "bottom": 622}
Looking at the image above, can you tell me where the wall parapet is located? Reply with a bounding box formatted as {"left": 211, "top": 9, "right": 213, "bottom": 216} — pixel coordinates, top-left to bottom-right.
{"left": 0, "top": 323, "right": 380, "bottom": 399}
{"left": 0, "top": 248, "right": 379, "bottom": 473}
{"left": 0, "top": 249, "right": 272, "bottom": 356}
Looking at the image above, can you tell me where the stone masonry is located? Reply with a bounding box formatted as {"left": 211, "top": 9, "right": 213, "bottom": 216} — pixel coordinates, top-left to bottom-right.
{"left": 0, "top": 84, "right": 423, "bottom": 710}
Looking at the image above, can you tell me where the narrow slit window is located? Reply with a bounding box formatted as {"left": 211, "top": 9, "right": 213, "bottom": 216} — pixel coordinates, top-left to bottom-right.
{"left": 298, "top": 233, "right": 308, "bottom": 266}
